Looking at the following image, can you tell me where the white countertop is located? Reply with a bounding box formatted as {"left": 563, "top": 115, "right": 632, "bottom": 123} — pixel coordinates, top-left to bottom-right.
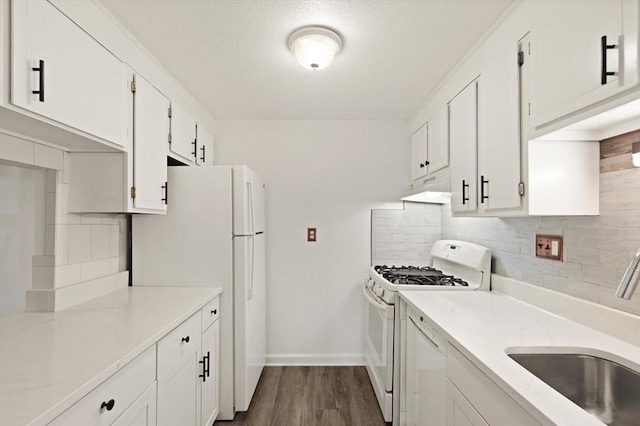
{"left": 399, "top": 290, "right": 640, "bottom": 426}
{"left": 0, "top": 286, "right": 222, "bottom": 426}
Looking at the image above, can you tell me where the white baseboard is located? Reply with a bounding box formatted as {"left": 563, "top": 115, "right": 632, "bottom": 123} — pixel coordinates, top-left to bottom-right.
{"left": 266, "top": 353, "right": 365, "bottom": 366}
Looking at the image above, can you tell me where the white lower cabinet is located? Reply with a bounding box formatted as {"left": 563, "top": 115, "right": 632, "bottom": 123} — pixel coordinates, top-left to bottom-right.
{"left": 446, "top": 380, "right": 488, "bottom": 426}
{"left": 157, "top": 349, "right": 201, "bottom": 426}
{"left": 112, "top": 383, "right": 158, "bottom": 426}
{"left": 47, "top": 296, "right": 221, "bottom": 426}
{"left": 447, "top": 344, "right": 540, "bottom": 426}
{"left": 49, "top": 346, "right": 156, "bottom": 426}
{"left": 200, "top": 318, "right": 220, "bottom": 426}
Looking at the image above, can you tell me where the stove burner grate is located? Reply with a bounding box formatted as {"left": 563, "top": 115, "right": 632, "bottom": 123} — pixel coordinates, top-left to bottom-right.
{"left": 374, "top": 265, "right": 468, "bottom": 287}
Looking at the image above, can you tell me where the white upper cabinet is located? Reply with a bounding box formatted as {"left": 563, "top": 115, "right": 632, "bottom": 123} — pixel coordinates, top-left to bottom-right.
{"left": 427, "top": 106, "right": 449, "bottom": 175}
{"left": 11, "top": 0, "right": 128, "bottom": 147}
{"left": 478, "top": 24, "right": 528, "bottom": 212}
{"left": 133, "top": 74, "right": 169, "bottom": 212}
{"left": 449, "top": 80, "right": 478, "bottom": 213}
{"left": 410, "top": 124, "right": 428, "bottom": 181}
{"left": 530, "top": 0, "right": 639, "bottom": 129}
{"left": 196, "top": 126, "right": 215, "bottom": 166}
{"left": 170, "top": 103, "right": 197, "bottom": 162}
{"left": 410, "top": 106, "right": 449, "bottom": 183}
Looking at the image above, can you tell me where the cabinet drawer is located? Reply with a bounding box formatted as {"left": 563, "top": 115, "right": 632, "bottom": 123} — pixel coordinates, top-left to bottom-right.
{"left": 201, "top": 296, "right": 220, "bottom": 331}
{"left": 48, "top": 345, "right": 156, "bottom": 426}
{"left": 447, "top": 344, "right": 540, "bottom": 426}
{"left": 158, "top": 312, "right": 201, "bottom": 375}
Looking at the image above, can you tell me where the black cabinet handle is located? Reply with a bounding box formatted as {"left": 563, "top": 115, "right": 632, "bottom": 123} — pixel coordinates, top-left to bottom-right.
{"left": 200, "top": 145, "right": 206, "bottom": 163}
{"left": 32, "top": 60, "right": 44, "bottom": 102}
{"left": 161, "top": 181, "right": 168, "bottom": 205}
{"left": 601, "top": 35, "right": 617, "bottom": 85}
{"left": 419, "top": 163, "right": 425, "bottom": 168}
{"left": 182, "top": 336, "right": 190, "bottom": 343}
{"left": 192, "top": 139, "right": 197, "bottom": 157}
{"left": 425, "top": 161, "right": 430, "bottom": 166}
{"left": 100, "top": 399, "right": 115, "bottom": 411}
{"left": 480, "top": 176, "right": 489, "bottom": 204}
{"left": 199, "top": 355, "right": 207, "bottom": 382}
{"left": 462, "top": 179, "right": 469, "bottom": 205}
{"left": 199, "top": 352, "right": 210, "bottom": 382}
{"left": 211, "top": 309, "right": 217, "bottom": 315}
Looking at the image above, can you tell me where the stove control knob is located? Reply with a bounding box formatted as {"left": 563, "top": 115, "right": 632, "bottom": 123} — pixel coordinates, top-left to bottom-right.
{"left": 366, "top": 278, "right": 374, "bottom": 288}
{"left": 375, "top": 286, "right": 385, "bottom": 298}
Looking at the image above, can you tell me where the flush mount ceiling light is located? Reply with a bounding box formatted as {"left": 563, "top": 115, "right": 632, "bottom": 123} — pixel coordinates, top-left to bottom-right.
{"left": 288, "top": 26, "right": 343, "bottom": 71}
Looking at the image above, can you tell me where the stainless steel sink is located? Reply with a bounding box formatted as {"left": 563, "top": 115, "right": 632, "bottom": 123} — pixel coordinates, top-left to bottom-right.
{"left": 509, "top": 353, "right": 640, "bottom": 426}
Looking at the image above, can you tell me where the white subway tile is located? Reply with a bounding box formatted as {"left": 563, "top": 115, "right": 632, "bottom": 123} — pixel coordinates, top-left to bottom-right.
{"left": 110, "top": 225, "right": 119, "bottom": 257}
{"left": 91, "top": 225, "right": 111, "bottom": 260}
{"left": 54, "top": 225, "right": 68, "bottom": 266}
{"left": 101, "top": 257, "right": 119, "bottom": 275}
{"left": 32, "top": 266, "right": 54, "bottom": 289}
{"left": 53, "top": 263, "right": 82, "bottom": 288}
{"left": 68, "top": 225, "right": 92, "bottom": 264}
{"left": 80, "top": 260, "right": 102, "bottom": 282}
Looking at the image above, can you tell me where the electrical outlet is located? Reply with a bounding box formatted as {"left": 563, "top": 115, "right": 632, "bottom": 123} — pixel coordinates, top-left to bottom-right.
{"left": 307, "top": 228, "right": 317, "bottom": 242}
{"left": 535, "top": 234, "right": 563, "bottom": 261}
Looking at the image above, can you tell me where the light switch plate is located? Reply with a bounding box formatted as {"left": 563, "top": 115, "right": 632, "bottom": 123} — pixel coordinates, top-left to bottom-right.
{"left": 536, "top": 234, "right": 563, "bottom": 261}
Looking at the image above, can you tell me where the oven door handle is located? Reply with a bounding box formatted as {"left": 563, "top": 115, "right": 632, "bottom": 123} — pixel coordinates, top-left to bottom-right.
{"left": 363, "top": 285, "right": 388, "bottom": 311}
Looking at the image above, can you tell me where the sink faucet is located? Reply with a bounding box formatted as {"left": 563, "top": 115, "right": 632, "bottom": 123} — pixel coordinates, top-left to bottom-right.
{"left": 615, "top": 248, "right": 640, "bottom": 299}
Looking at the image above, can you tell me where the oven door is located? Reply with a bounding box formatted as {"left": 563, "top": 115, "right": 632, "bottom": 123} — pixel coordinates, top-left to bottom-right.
{"left": 363, "top": 285, "right": 394, "bottom": 392}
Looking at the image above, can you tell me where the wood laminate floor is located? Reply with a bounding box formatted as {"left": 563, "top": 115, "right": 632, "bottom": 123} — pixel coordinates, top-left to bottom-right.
{"left": 215, "top": 366, "right": 388, "bottom": 426}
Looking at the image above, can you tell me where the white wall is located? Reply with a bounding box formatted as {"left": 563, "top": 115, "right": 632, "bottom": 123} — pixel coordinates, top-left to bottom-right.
{"left": 214, "top": 120, "right": 408, "bottom": 364}
{"left": 0, "top": 164, "right": 45, "bottom": 316}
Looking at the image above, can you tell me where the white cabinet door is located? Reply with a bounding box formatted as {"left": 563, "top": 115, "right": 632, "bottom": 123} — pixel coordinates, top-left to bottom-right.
{"left": 449, "top": 80, "right": 478, "bottom": 213}
{"left": 531, "top": 0, "right": 638, "bottom": 128}
{"left": 170, "top": 103, "right": 197, "bottom": 162}
{"left": 133, "top": 75, "right": 169, "bottom": 212}
{"left": 427, "top": 106, "right": 449, "bottom": 175}
{"left": 11, "top": 0, "right": 128, "bottom": 147}
{"left": 446, "top": 381, "right": 488, "bottom": 426}
{"left": 404, "top": 316, "right": 447, "bottom": 426}
{"left": 111, "top": 382, "right": 158, "bottom": 426}
{"left": 201, "top": 321, "right": 220, "bottom": 426}
{"left": 410, "top": 124, "right": 428, "bottom": 181}
{"left": 478, "top": 27, "right": 528, "bottom": 212}
{"left": 196, "top": 127, "right": 215, "bottom": 166}
{"left": 158, "top": 350, "right": 200, "bottom": 426}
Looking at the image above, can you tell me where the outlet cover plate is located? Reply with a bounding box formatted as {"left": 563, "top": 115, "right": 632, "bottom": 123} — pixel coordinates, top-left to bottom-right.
{"left": 536, "top": 234, "right": 563, "bottom": 261}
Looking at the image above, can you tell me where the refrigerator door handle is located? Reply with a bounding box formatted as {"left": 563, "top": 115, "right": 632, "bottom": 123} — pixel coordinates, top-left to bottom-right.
{"left": 247, "top": 182, "right": 255, "bottom": 236}
{"left": 247, "top": 236, "right": 255, "bottom": 300}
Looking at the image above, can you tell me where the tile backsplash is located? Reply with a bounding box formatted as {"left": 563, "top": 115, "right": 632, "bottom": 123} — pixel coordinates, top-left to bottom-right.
{"left": 442, "top": 165, "right": 640, "bottom": 315}
{"left": 32, "top": 168, "right": 126, "bottom": 290}
{"left": 371, "top": 203, "right": 441, "bottom": 267}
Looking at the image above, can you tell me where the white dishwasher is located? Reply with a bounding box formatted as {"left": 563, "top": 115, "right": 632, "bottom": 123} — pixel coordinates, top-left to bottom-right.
{"left": 402, "top": 306, "right": 448, "bottom": 426}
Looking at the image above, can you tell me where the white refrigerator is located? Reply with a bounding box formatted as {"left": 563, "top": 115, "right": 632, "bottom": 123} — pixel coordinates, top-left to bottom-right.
{"left": 131, "top": 165, "right": 266, "bottom": 420}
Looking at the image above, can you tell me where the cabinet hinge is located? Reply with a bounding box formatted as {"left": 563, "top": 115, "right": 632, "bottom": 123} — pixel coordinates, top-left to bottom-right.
{"left": 528, "top": 102, "right": 531, "bottom": 116}
{"left": 518, "top": 182, "right": 525, "bottom": 196}
{"left": 131, "top": 186, "right": 136, "bottom": 199}
{"left": 528, "top": 42, "right": 531, "bottom": 55}
{"left": 130, "top": 80, "right": 136, "bottom": 93}
{"left": 168, "top": 133, "right": 172, "bottom": 144}
{"left": 168, "top": 106, "right": 172, "bottom": 118}
{"left": 518, "top": 51, "right": 524, "bottom": 66}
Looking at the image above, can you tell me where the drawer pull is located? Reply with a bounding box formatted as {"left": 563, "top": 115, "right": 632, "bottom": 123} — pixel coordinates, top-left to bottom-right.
{"left": 181, "top": 336, "right": 190, "bottom": 343}
{"left": 211, "top": 309, "right": 217, "bottom": 315}
{"left": 100, "top": 399, "right": 115, "bottom": 411}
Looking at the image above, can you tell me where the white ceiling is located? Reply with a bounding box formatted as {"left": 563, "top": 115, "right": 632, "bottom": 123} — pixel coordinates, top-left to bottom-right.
{"left": 100, "top": 0, "right": 513, "bottom": 120}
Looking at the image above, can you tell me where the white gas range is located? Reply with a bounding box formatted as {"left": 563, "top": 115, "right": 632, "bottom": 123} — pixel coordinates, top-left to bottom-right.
{"left": 363, "top": 240, "right": 491, "bottom": 424}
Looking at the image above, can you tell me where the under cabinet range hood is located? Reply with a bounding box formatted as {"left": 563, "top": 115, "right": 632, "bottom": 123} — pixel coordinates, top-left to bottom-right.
{"left": 401, "top": 169, "right": 451, "bottom": 204}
